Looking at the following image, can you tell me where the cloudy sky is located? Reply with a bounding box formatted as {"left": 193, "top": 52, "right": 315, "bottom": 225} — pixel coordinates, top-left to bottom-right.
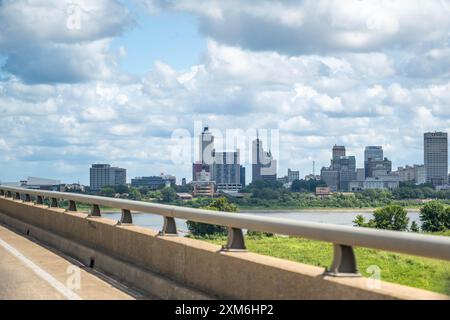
{"left": 0, "top": 0, "right": 450, "bottom": 184}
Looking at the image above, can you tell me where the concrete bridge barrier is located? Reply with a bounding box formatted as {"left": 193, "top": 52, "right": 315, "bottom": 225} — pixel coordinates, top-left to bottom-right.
{"left": 0, "top": 194, "right": 448, "bottom": 300}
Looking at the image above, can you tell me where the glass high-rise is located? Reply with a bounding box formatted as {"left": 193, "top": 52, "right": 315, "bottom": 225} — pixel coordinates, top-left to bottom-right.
{"left": 364, "top": 146, "right": 383, "bottom": 162}
{"left": 364, "top": 146, "right": 385, "bottom": 178}
{"left": 424, "top": 132, "right": 448, "bottom": 186}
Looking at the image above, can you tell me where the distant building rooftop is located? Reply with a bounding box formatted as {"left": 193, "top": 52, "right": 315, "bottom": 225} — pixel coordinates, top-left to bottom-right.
{"left": 26, "top": 177, "right": 61, "bottom": 186}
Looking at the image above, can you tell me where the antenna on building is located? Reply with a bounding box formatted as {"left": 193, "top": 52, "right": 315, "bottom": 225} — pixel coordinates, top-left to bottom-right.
{"left": 313, "top": 160, "right": 315, "bottom": 176}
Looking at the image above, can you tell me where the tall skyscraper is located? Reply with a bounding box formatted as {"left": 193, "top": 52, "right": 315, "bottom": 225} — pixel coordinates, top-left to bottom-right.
{"left": 364, "top": 146, "right": 385, "bottom": 178}
{"left": 364, "top": 146, "right": 383, "bottom": 162}
{"left": 90, "top": 164, "right": 126, "bottom": 191}
{"left": 424, "top": 132, "right": 448, "bottom": 186}
{"left": 321, "top": 145, "right": 356, "bottom": 192}
{"left": 193, "top": 127, "right": 215, "bottom": 182}
{"left": 332, "top": 145, "right": 346, "bottom": 158}
{"left": 333, "top": 156, "right": 357, "bottom": 192}
{"left": 252, "top": 135, "right": 277, "bottom": 182}
{"left": 193, "top": 126, "right": 243, "bottom": 191}
{"left": 212, "top": 150, "right": 241, "bottom": 186}
{"left": 199, "top": 126, "right": 214, "bottom": 165}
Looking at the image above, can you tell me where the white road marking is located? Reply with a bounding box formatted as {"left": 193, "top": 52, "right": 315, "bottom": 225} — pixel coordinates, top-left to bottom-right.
{"left": 0, "top": 237, "right": 82, "bottom": 300}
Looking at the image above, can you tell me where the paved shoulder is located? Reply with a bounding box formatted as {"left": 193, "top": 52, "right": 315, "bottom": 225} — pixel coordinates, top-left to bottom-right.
{"left": 0, "top": 224, "right": 138, "bottom": 300}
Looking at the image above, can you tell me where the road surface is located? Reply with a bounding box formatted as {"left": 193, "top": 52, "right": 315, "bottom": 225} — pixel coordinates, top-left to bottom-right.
{"left": 0, "top": 223, "right": 149, "bottom": 300}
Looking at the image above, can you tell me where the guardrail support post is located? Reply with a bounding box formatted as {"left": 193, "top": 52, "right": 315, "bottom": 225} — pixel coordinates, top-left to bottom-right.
{"left": 159, "top": 217, "right": 178, "bottom": 236}
{"left": 89, "top": 204, "right": 101, "bottom": 217}
{"left": 119, "top": 209, "right": 132, "bottom": 224}
{"left": 324, "top": 244, "right": 360, "bottom": 277}
{"left": 50, "top": 198, "right": 58, "bottom": 208}
{"left": 67, "top": 200, "right": 77, "bottom": 212}
{"left": 25, "top": 194, "right": 31, "bottom": 202}
{"left": 14, "top": 192, "right": 21, "bottom": 200}
{"left": 222, "top": 227, "right": 247, "bottom": 251}
{"left": 36, "top": 196, "right": 44, "bottom": 205}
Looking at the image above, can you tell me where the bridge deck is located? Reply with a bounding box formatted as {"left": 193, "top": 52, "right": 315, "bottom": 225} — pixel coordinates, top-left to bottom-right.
{"left": 0, "top": 223, "right": 148, "bottom": 300}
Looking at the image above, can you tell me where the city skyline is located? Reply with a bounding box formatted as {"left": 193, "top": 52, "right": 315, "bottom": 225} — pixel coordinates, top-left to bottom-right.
{"left": 1, "top": 1, "right": 450, "bottom": 184}
{"left": 2, "top": 129, "right": 447, "bottom": 188}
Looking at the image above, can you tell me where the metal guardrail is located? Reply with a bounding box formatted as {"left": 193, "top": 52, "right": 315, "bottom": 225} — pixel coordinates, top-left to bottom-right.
{"left": 1, "top": 185, "right": 450, "bottom": 277}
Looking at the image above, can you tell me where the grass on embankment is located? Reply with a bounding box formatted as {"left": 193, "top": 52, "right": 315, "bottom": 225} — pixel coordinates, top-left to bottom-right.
{"left": 192, "top": 235, "right": 450, "bottom": 295}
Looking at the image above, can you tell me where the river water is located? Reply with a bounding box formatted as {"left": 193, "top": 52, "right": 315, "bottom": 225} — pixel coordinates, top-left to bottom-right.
{"left": 102, "top": 209, "right": 421, "bottom": 234}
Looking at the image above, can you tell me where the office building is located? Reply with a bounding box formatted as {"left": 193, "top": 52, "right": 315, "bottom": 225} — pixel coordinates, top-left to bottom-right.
{"left": 321, "top": 146, "right": 356, "bottom": 192}
{"left": 396, "top": 165, "right": 415, "bottom": 183}
{"left": 199, "top": 126, "right": 214, "bottom": 165}
{"left": 424, "top": 132, "right": 448, "bottom": 186}
{"left": 415, "top": 165, "right": 427, "bottom": 185}
{"left": 240, "top": 166, "right": 246, "bottom": 187}
{"left": 356, "top": 168, "right": 365, "bottom": 182}
{"left": 320, "top": 169, "right": 339, "bottom": 192}
{"left": 193, "top": 127, "right": 215, "bottom": 182}
{"left": 114, "top": 168, "right": 126, "bottom": 187}
{"left": 277, "top": 169, "right": 300, "bottom": 188}
{"left": 131, "top": 175, "right": 176, "bottom": 190}
{"left": 366, "top": 158, "right": 392, "bottom": 178}
{"left": 192, "top": 181, "right": 215, "bottom": 197}
{"left": 288, "top": 169, "right": 300, "bottom": 183}
{"left": 20, "top": 177, "right": 62, "bottom": 191}
{"left": 365, "top": 146, "right": 384, "bottom": 162}
{"left": 349, "top": 175, "right": 400, "bottom": 191}
{"left": 332, "top": 145, "right": 346, "bottom": 158}
{"left": 364, "top": 146, "right": 384, "bottom": 178}
{"left": 90, "top": 164, "right": 126, "bottom": 191}
{"left": 333, "top": 155, "right": 357, "bottom": 192}
{"left": 252, "top": 135, "right": 277, "bottom": 182}
{"left": 396, "top": 165, "right": 426, "bottom": 185}
{"left": 193, "top": 126, "right": 244, "bottom": 192}
{"left": 192, "top": 161, "right": 211, "bottom": 182}
{"left": 213, "top": 150, "right": 242, "bottom": 191}
{"left": 339, "top": 168, "right": 357, "bottom": 192}
{"left": 331, "top": 155, "right": 356, "bottom": 172}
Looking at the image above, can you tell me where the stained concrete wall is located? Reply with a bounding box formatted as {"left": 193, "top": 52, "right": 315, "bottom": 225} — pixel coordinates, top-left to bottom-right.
{"left": 0, "top": 197, "right": 447, "bottom": 300}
